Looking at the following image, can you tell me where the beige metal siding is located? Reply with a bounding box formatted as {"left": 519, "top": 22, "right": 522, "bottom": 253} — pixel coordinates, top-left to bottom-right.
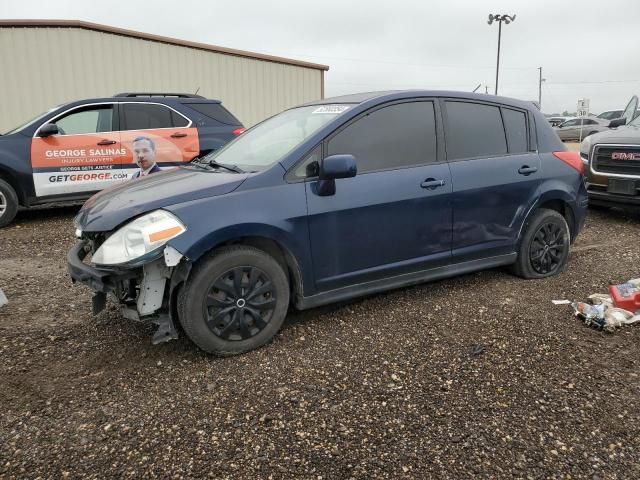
{"left": 0, "top": 27, "right": 324, "bottom": 133}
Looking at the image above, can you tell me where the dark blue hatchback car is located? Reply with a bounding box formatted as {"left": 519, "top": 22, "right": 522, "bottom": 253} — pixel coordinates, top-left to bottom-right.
{"left": 68, "top": 90, "right": 588, "bottom": 355}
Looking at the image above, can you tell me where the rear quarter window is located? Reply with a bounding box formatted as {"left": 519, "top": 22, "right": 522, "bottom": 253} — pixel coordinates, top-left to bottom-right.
{"left": 444, "top": 101, "right": 507, "bottom": 160}
{"left": 187, "top": 103, "right": 241, "bottom": 125}
{"left": 502, "top": 108, "right": 529, "bottom": 153}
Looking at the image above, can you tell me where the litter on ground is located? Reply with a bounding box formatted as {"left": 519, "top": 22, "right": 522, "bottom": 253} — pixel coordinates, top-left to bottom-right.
{"left": 563, "top": 278, "right": 640, "bottom": 332}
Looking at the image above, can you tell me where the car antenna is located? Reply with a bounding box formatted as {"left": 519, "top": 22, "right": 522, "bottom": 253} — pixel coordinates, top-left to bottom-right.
{"left": 472, "top": 84, "right": 482, "bottom": 93}
{"left": 194, "top": 87, "right": 200, "bottom": 96}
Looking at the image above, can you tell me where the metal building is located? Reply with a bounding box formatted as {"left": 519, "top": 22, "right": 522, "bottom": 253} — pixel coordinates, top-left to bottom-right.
{"left": 0, "top": 20, "right": 329, "bottom": 133}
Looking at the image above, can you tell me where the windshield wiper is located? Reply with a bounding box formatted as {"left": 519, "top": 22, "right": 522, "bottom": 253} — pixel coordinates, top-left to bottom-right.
{"left": 207, "top": 160, "right": 244, "bottom": 173}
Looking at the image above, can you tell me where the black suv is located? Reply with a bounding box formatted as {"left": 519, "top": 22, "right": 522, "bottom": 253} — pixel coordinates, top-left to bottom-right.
{"left": 0, "top": 93, "right": 244, "bottom": 227}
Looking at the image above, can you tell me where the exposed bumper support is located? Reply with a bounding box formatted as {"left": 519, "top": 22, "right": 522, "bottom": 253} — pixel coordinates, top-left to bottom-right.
{"left": 67, "top": 240, "right": 181, "bottom": 344}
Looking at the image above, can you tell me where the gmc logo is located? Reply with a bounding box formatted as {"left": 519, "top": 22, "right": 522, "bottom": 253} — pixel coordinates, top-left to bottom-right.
{"left": 612, "top": 152, "right": 640, "bottom": 160}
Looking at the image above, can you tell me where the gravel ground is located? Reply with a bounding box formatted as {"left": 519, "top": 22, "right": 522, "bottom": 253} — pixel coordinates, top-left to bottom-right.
{"left": 1, "top": 205, "right": 640, "bottom": 479}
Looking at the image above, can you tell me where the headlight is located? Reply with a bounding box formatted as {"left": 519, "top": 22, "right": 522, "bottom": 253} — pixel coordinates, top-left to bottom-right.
{"left": 92, "top": 210, "right": 186, "bottom": 266}
{"left": 580, "top": 136, "right": 593, "bottom": 164}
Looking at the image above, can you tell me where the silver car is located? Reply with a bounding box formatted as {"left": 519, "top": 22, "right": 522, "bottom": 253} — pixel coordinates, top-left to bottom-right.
{"left": 554, "top": 117, "right": 610, "bottom": 141}
{"left": 547, "top": 116, "right": 574, "bottom": 127}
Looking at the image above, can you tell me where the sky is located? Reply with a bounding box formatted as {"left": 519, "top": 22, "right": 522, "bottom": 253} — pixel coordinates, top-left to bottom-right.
{"left": 4, "top": 0, "right": 640, "bottom": 114}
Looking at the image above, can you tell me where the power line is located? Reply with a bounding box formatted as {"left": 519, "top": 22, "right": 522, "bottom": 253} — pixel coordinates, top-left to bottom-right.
{"left": 546, "top": 79, "right": 640, "bottom": 86}
{"left": 260, "top": 50, "right": 536, "bottom": 71}
{"left": 329, "top": 80, "right": 490, "bottom": 90}
{"left": 541, "top": 82, "right": 561, "bottom": 112}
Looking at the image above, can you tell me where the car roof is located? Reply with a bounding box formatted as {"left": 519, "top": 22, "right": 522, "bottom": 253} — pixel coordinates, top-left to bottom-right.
{"left": 57, "top": 95, "right": 223, "bottom": 110}
{"left": 302, "top": 90, "right": 537, "bottom": 111}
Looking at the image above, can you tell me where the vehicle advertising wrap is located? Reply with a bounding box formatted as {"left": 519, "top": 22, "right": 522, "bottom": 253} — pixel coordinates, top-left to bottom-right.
{"left": 31, "top": 128, "right": 199, "bottom": 196}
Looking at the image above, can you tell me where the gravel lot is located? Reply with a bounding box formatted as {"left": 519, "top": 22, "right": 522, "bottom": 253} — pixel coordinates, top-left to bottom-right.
{"left": 1, "top": 204, "right": 640, "bottom": 479}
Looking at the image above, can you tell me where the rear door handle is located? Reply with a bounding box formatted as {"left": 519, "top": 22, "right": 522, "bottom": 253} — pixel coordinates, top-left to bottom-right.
{"left": 97, "top": 139, "right": 116, "bottom": 146}
{"left": 171, "top": 132, "right": 188, "bottom": 138}
{"left": 518, "top": 165, "right": 538, "bottom": 176}
{"left": 421, "top": 178, "right": 446, "bottom": 190}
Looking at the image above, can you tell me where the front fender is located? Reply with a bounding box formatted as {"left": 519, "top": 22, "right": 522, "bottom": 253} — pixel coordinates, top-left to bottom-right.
{"left": 0, "top": 133, "right": 34, "bottom": 202}
{"left": 165, "top": 179, "right": 316, "bottom": 295}
{"left": 174, "top": 222, "right": 304, "bottom": 265}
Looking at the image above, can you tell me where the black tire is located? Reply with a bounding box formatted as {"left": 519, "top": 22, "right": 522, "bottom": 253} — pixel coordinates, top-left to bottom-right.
{"left": 0, "top": 179, "right": 19, "bottom": 228}
{"left": 511, "top": 208, "right": 570, "bottom": 279}
{"left": 178, "top": 245, "right": 290, "bottom": 355}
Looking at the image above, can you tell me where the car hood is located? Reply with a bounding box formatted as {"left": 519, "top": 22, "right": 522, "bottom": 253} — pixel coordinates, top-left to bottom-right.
{"left": 589, "top": 124, "right": 640, "bottom": 145}
{"left": 75, "top": 166, "right": 248, "bottom": 232}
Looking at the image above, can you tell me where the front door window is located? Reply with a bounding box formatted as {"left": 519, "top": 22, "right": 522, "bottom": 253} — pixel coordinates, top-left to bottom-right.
{"left": 30, "top": 104, "right": 126, "bottom": 197}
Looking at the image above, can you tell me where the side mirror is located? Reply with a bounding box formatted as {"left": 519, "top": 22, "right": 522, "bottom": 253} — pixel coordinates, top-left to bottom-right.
{"left": 609, "top": 117, "right": 627, "bottom": 128}
{"left": 316, "top": 154, "right": 357, "bottom": 196}
{"left": 319, "top": 154, "right": 357, "bottom": 180}
{"left": 38, "top": 123, "right": 59, "bottom": 137}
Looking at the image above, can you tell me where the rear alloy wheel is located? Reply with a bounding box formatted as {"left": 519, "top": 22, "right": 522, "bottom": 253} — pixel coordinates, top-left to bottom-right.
{"left": 511, "top": 208, "right": 570, "bottom": 279}
{"left": 0, "top": 179, "right": 19, "bottom": 228}
{"left": 179, "top": 246, "right": 290, "bottom": 355}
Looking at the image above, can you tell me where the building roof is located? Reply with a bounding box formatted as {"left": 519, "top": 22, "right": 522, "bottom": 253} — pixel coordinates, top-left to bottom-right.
{"left": 0, "top": 19, "right": 330, "bottom": 71}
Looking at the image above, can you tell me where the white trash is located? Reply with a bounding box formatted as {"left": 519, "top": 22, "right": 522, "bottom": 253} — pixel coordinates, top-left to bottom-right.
{"left": 0, "top": 288, "right": 7, "bottom": 308}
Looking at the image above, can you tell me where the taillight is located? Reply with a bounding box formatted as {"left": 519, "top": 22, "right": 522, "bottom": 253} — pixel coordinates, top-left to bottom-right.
{"left": 232, "top": 128, "right": 246, "bottom": 136}
{"left": 553, "top": 151, "right": 584, "bottom": 175}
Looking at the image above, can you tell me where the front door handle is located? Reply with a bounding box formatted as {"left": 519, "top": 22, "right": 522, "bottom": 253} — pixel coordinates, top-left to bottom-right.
{"left": 97, "top": 139, "right": 116, "bottom": 146}
{"left": 421, "top": 178, "right": 446, "bottom": 190}
{"left": 518, "top": 165, "right": 538, "bottom": 176}
{"left": 171, "top": 132, "right": 188, "bottom": 138}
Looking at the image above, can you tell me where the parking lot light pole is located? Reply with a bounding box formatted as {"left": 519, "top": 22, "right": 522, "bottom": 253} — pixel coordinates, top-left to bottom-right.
{"left": 487, "top": 14, "right": 516, "bottom": 95}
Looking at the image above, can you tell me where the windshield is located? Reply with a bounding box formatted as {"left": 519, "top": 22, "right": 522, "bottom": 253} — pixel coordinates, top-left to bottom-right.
{"left": 201, "top": 104, "right": 352, "bottom": 171}
{"left": 4, "top": 106, "right": 61, "bottom": 135}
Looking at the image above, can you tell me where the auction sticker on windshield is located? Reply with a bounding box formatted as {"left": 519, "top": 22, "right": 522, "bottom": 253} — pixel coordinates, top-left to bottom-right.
{"left": 312, "top": 105, "right": 351, "bottom": 114}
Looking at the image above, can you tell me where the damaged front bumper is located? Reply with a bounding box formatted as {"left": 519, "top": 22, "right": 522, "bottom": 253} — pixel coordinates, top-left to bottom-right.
{"left": 67, "top": 240, "right": 189, "bottom": 344}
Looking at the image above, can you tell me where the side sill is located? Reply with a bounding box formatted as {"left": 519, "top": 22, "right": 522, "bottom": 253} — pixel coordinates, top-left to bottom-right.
{"left": 295, "top": 253, "right": 517, "bottom": 310}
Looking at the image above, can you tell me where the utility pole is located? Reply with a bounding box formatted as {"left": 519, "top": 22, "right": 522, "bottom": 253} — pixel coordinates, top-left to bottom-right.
{"left": 487, "top": 14, "right": 516, "bottom": 95}
{"left": 538, "top": 67, "right": 542, "bottom": 108}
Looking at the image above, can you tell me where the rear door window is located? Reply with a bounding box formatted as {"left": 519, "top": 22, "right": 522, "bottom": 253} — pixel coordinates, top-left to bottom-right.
{"left": 327, "top": 101, "right": 438, "bottom": 173}
{"left": 502, "top": 108, "right": 528, "bottom": 153}
{"left": 121, "top": 103, "right": 188, "bottom": 130}
{"left": 444, "top": 101, "right": 507, "bottom": 160}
